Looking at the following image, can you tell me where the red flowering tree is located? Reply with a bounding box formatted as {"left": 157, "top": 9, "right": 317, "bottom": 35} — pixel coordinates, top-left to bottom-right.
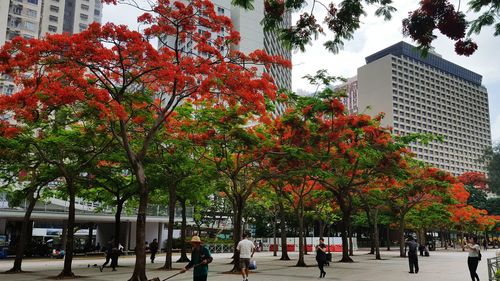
{"left": 263, "top": 71, "right": 408, "bottom": 262}
{"left": 175, "top": 101, "right": 278, "bottom": 271}
{"left": 0, "top": 35, "right": 115, "bottom": 276}
{"left": 283, "top": 179, "right": 323, "bottom": 266}
{"left": 449, "top": 179, "right": 499, "bottom": 243}
{"left": 357, "top": 176, "right": 398, "bottom": 260}
{"left": 0, "top": 0, "right": 288, "bottom": 279}
{"left": 458, "top": 171, "right": 488, "bottom": 190}
{"left": 386, "top": 165, "right": 455, "bottom": 257}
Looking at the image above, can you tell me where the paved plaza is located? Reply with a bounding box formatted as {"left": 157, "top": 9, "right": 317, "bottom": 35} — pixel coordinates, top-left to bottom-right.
{"left": 0, "top": 249, "right": 496, "bottom": 281}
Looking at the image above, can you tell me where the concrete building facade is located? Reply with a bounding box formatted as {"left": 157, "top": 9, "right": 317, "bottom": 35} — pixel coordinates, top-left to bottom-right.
{"left": 164, "top": 0, "right": 291, "bottom": 92}
{"left": 0, "top": 0, "right": 103, "bottom": 95}
{"left": 345, "top": 41, "right": 491, "bottom": 175}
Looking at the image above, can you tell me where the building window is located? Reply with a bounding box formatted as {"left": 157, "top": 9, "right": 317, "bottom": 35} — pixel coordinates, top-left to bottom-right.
{"left": 79, "top": 23, "right": 88, "bottom": 31}
{"left": 24, "top": 21, "right": 37, "bottom": 32}
{"left": 81, "top": 4, "right": 89, "bottom": 10}
{"left": 12, "top": 5, "right": 23, "bottom": 15}
{"left": 48, "top": 25, "right": 57, "bottom": 32}
{"left": 94, "top": 9, "right": 100, "bottom": 16}
{"left": 26, "top": 8, "right": 37, "bottom": 17}
{"left": 27, "top": 0, "right": 38, "bottom": 4}
{"left": 217, "top": 7, "right": 225, "bottom": 14}
{"left": 3, "top": 85, "right": 15, "bottom": 95}
{"left": 50, "top": 5, "right": 59, "bottom": 12}
{"left": 80, "top": 13, "right": 89, "bottom": 20}
{"left": 49, "top": 15, "right": 58, "bottom": 22}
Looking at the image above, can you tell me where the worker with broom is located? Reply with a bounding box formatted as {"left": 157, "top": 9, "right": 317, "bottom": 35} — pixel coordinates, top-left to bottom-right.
{"left": 180, "top": 236, "right": 213, "bottom": 281}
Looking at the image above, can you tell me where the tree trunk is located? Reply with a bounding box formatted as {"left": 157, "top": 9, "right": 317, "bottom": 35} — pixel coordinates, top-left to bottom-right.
{"left": 369, "top": 225, "right": 375, "bottom": 255}
{"left": 114, "top": 201, "right": 123, "bottom": 249}
{"left": 319, "top": 221, "right": 324, "bottom": 240}
{"left": 230, "top": 197, "right": 244, "bottom": 272}
{"left": 58, "top": 183, "right": 76, "bottom": 278}
{"left": 296, "top": 206, "right": 306, "bottom": 267}
{"left": 272, "top": 216, "right": 277, "bottom": 257}
{"left": 177, "top": 199, "right": 190, "bottom": 263}
{"left": 365, "top": 209, "right": 374, "bottom": 255}
{"left": 303, "top": 223, "right": 308, "bottom": 255}
{"left": 444, "top": 230, "right": 448, "bottom": 250}
{"left": 278, "top": 198, "right": 290, "bottom": 260}
{"left": 7, "top": 190, "right": 38, "bottom": 273}
{"left": 386, "top": 226, "right": 391, "bottom": 251}
{"left": 419, "top": 228, "right": 427, "bottom": 246}
{"left": 373, "top": 210, "right": 381, "bottom": 260}
{"left": 338, "top": 202, "right": 353, "bottom": 262}
{"left": 398, "top": 216, "right": 406, "bottom": 258}
{"left": 327, "top": 224, "right": 331, "bottom": 253}
{"left": 348, "top": 225, "right": 354, "bottom": 256}
{"left": 129, "top": 164, "right": 149, "bottom": 281}
{"left": 460, "top": 230, "right": 465, "bottom": 251}
{"left": 162, "top": 184, "right": 176, "bottom": 269}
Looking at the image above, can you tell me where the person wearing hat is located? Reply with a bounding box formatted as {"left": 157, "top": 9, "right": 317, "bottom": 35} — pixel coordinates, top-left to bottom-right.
{"left": 180, "top": 236, "right": 213, "bottom": 281}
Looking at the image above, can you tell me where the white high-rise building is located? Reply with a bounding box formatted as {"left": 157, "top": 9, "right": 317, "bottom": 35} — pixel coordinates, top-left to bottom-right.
{"left": 0, "top": 0, "right": 103, "bottom": 95}
{"left": 163, "top": 0, "right": 291, "bottom": 92}
{"left": 342, "top": 41, "right": 491, "bottom": 175}
{"left": 0, "top": 0, "right": 102, "bottom": 45}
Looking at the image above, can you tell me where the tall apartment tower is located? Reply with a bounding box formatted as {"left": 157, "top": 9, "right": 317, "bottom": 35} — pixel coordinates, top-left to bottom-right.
{"left": 229, "top": 0, "right": 291, "bottom": 90}
{"left": 164, "top": 0, "right": 291, "bottom": 91}
{"left": 0, "top": 0, "right": 102, "bottom": 95}
{"left": 223, "top": 0, "right": 291, "bottom": 115}
{"left": 349, "top": 41, "right": 491, "bottom": 175}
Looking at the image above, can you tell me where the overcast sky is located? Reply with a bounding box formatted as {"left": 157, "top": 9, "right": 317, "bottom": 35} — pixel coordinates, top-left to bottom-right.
{"left": 102, "top": 1, "right": 500, "bottom": 143}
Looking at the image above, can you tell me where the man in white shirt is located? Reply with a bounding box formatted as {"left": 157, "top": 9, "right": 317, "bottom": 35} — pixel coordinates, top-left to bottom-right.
{"left": 236, "top": 233, "right": 256, "bottom": 281}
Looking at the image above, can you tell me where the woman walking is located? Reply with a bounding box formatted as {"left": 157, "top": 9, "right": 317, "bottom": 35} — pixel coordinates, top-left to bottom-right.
{"left": 316, "top": 238, "right": 327, "bottom": 278}
{"left": 464, "top": 237, "right": 481, "bottom": 281}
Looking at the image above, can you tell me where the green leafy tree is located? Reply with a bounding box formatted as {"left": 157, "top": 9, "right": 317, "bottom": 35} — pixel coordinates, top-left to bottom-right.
{"left": 0, "top": 137, "right": 58, "bottom": 273}
{"left": 386, "top": 164, "right": 455, "bottom": 257}
{"left": 483, "top": 142, "right": 500, "bottom": 195}
{"left": 186, "top": 104, "right": 273, "bottom": 271}
{"left": 83, "top": 148, "right": 136, "bottom": 250}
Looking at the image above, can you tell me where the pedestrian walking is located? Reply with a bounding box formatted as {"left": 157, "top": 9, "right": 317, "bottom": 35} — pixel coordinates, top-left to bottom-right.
{"left": 100, "top": 238, "right": 114, "bottom": 272}
{"left": 180, "top": 236, "right": 213, "bottom": 281}
{"left": 482, "top": 239, "right": 488, "bottom": 251}
{"left": 316, "top": 238, "right": 327, "bottom": 278}
{"left": 464, "top": 236, "right": 481, "bottom": 281}
{"left": 150, "top": 238, "right": 159, "bottom": 263}
{"left": 236, "top": 233, "right": 256, "bottom": 281}
{"left": 110, "top": 246, "right": 120, "bottom": 271}
{"left": 405, "top": 237, "right": 419, "bottom": 274}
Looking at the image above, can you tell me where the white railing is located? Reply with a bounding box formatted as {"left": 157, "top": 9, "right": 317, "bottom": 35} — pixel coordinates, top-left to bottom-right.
{"left": 205, "top": 244, "right": 234, "bottom": 253}
{"left": 488, "top": 256, "right": 500, "bottom": 281}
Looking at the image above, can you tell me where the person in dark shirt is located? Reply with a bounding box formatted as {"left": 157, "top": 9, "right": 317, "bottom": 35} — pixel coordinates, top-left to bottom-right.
{"left": 149, "top": 238, "right": 159, "bottom": 263}
{"left": 180, "top": 236, "right": 213, "bottom": 281}
{"left": 100, "top": 238, "right": 114, "bottom": 272}
{"left": 405, "top": 237, "right": 419, "bottom": 274}
{"left": 316, "top": 238, "right": 327, "bottom": 278}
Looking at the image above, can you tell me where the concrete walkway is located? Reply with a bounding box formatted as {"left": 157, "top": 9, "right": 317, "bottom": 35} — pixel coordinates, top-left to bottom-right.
{"left": 0, "top": 249, "right": 496, "bottom": 280}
